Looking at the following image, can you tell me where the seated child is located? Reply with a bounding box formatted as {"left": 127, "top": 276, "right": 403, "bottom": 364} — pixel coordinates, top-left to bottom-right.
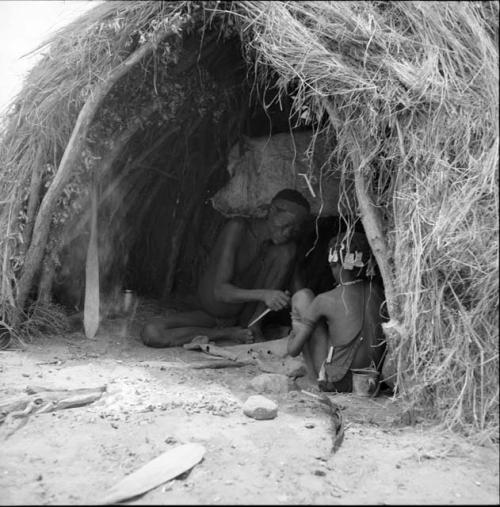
{"left": 287, "top": 231, "right": 386, "bottom": 392}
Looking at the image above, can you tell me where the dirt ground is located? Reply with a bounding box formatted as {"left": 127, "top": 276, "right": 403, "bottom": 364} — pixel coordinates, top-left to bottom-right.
{"left": 0, "top": 316, "right": 498, "bottom": 505}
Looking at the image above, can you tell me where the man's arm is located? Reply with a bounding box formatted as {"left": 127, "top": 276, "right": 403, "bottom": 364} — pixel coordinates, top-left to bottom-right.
{"left": 287, "top": 294, "right": 328, "bottom": 356}
{"left": 212, "top": 220, "right": 282, "bottom": 307}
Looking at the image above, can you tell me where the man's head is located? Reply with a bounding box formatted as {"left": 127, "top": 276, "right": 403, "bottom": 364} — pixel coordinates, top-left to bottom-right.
{"left": 328, "top": 231, "right": 373, "bottom": 282}
{"left": 267, "top": 189, "right": 310, "bottom": 245}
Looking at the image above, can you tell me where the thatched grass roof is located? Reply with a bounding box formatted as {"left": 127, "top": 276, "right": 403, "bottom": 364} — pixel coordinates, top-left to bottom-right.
{"left": 0, "top": 1, "right": 498, "bottom": 439}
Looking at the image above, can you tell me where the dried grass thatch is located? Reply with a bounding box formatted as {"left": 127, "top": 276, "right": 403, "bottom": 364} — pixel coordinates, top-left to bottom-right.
{"left": 0, "top": 1, "right": 497, "bottom": 440}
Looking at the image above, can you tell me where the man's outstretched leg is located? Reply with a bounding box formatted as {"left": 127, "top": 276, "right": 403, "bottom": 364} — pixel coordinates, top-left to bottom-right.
{"left": 141, "top": 310, "right": 253, "bottom": 348}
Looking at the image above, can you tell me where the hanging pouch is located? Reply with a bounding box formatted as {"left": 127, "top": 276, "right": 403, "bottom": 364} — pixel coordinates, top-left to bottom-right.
{"left": 318, "top": 336, "right": 364, "bottom": 392}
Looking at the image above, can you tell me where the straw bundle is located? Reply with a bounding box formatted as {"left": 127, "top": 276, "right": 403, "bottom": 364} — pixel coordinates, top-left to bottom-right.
{"left": 221, "top": 1, "right": 499, "bottom": 438}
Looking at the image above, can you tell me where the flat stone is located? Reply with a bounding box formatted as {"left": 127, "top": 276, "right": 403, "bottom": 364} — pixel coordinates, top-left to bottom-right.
{"left": 243, "top": 395, "right": 278, "bottom": 420}
{"left": 249, "top": 373, "right": 290, "bottom": 394}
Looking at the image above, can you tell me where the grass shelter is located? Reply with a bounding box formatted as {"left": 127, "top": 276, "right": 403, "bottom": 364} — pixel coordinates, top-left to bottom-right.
{"left": 0, "top": 1, "right": 498, "bottom": 441}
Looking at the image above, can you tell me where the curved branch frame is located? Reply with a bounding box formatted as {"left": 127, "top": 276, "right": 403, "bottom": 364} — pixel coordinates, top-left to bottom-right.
{"left": 15, "top": 27, "right": 176, "bottom": 313}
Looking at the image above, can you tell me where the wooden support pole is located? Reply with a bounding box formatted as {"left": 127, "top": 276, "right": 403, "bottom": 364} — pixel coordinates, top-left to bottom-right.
{"left": 322, "top": 101, "right": 403, "bottom": 386}
{"left": 22, "top": 147, "right": 44, "bottom": 252}
{"left": 347, "top": 134, "right": 404, "bottom": 387}
{"left": 322, "top": 101, "right": 399, "bottom": 320}
{"left": 347, "top": 133, "right": 399, "bottom": 319}
{"left": 38, "top": 254, "right": 56, "bottom": 304}
{"left": 162, "top": 200, "right": 197, "bottom": 297}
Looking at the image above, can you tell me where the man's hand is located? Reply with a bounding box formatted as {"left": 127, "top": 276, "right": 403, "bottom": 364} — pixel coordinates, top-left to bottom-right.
{"left": 263, "top": 290, "right": 291, "bottom": 311}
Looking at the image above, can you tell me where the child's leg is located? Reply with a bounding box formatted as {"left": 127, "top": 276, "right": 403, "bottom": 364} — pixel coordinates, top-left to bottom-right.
{"left": 290, "top": 289, "right": 329, "bottom": 379}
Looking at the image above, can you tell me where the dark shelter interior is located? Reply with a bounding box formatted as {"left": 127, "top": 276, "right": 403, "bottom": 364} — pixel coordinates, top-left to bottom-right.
{"left": 51, "top": 28, "right": 373, "bottom": 331}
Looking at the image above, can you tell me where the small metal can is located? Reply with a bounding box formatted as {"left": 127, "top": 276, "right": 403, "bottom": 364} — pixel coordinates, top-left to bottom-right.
{"left": 123, "top": 289, "right": 134, "bottom": 313}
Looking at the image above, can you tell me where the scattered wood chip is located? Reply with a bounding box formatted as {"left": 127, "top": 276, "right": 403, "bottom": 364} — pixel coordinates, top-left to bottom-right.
{"left": 0, "top": 385, "right": 106, "bottom": 438}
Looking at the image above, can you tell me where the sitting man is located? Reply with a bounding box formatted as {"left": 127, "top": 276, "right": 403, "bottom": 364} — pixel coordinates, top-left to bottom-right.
{"left": 141, "top": 188, "right": 311, "bottom": 348}
{"left": 287, "top": 231, "right": 386, "bottom": 392}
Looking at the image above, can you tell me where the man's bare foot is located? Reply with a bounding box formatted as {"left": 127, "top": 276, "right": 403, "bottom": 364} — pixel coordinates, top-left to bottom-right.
{"left": 248, "top": 325, "right": 265, "bottom": 342}
{"left": 230, "top": 327, "right": 255, "bottom": 343}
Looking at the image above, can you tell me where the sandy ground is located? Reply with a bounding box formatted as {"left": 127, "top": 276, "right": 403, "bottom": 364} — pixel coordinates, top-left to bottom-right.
{"left": 0, "top": 317, "right": 498, "bottom": 505}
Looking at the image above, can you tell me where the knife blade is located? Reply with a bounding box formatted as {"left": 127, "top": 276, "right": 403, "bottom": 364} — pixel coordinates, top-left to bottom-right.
{"left": 247, "top": 308, "right": 272, "bottom": 328}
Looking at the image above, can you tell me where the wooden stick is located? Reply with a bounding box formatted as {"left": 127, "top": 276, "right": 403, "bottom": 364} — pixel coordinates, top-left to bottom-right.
{"left": 1, "top": 400, "right": 39, "bottom": 439}
{"left": 136, "top": 359, "right": 249, "bottom": 370}
{"left": 322, "top": 100, "right": 399, "bottom": 320}
{"left": 0, "top": 386, "right": 106, "bottom": 418}
{"left": 37, "top": 253, "right": 57, "bottom": 304}
{"left": 321, "top": 395, "right": 345, "bottom": 454}
{"left": 190, "top": 360, "right": 249, "bottom": 369}
{"left": 21, "top": 147, "right": 43, "bottom": 252}
{"left": 349, "top": 135, "right": 399, "bottom": 318}
{"left": 300, "top": 390, "right": 344, "bottom": 453}
{"left": 0, "top": 385, "right": 106, "bottom": 437}
{"left": 25, "top": 385, "right": 106, "bottom": 395}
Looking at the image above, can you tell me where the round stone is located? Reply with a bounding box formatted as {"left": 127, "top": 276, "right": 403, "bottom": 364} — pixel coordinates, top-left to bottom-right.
{"left": 242, "top": 395, "right": 278, "bottom": 420}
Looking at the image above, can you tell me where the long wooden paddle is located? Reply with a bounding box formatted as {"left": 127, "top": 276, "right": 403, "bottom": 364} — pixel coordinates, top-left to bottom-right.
{"left": 100, "top": 443, "right": 206, "bottom": 504}
{"left": 84, "top": 174, "right": 100, "bottom": 339}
